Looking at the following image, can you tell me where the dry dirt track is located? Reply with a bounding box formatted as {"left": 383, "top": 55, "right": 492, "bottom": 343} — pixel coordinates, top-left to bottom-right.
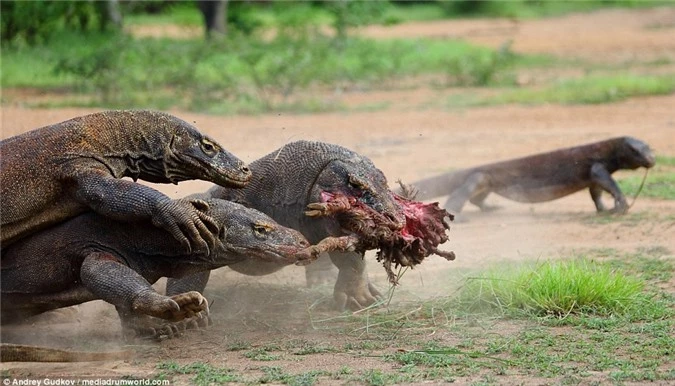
{"left": 1, "top": 6, "right": 675, "bottom": 385}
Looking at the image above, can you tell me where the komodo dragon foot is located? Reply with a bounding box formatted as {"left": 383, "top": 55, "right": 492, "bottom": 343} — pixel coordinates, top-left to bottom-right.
{"left": 119, "top": 291, "right": 211, "bottom": 341}
{"left": 331, "top": 251, "right": 383, "bottom": 311}
{"left": 131, "top": 290, "right": 209, "bottom": 322}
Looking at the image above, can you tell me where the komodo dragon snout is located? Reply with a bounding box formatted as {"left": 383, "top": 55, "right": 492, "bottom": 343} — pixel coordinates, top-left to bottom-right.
{"left": 311, "top": 159, "right": 407, "bottom": 233}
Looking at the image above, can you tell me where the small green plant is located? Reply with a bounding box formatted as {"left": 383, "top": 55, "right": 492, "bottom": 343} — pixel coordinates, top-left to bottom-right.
{"left": 444, "top": 41, "right": 515, "bottom": 86}
{"left": 244, "top": 347, "right": 281, "bottom": 361}
{"left": 257, "top": 366, "right": 329, "bottom": 386}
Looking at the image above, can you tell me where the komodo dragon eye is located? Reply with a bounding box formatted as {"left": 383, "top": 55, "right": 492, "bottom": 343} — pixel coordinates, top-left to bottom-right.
{"left": 200, "top": 139, "right": 218, "bottom": 156}
{"left": 252, "top": 223, "right": 273, "bottom": 237}
{"left": 348, "top": 175, "right": 367, "bottom": 190}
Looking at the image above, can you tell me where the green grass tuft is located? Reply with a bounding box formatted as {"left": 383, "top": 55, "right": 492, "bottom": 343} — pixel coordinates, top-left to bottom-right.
{"left": 458, "top": 259, "right": 650, "bottom": 318}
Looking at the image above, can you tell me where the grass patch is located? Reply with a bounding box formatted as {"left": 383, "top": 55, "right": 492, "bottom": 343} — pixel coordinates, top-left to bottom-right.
{"left": 582, "top": 246, "right": 673, "bottom": 284}
{"left": 439, "top": 0, "right": 669, "bottom": 20}
{"left": 485, "top": 74, "right": 675, "bottom": 106}
{"left": 457, "top": 258, "right": 652, "bottom": 318}
{"left": 244, "top": 346, "right": 282, "bottom": 361}
{"left": 157, "top": 361, "right": 333, "bottom": 385}
{"left": 156, "top": 362, "right": 242, "bottom": 385}
{"left": 618, "top": 155, "right": 675, "bottom": 200}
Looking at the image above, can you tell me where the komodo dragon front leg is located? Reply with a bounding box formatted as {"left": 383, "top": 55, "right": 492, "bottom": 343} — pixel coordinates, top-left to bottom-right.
{"left": 80, "top": 252, "right": 209, "bottom": 338}
{"left": 70, "top": 163, "right": 220, "bottom": 254}
{"left": 589, "top": 163, "right": 629, "bottom": 213}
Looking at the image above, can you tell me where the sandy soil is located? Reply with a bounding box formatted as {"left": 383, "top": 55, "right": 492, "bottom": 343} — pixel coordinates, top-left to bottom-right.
{"left": 1, "top": 7, "right": 674, "bottom": 385}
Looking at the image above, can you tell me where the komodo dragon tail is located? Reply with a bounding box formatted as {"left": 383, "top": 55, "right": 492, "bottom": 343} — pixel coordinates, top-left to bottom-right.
{"left": 0, "top": 343, "right": 131, "bottom": 362}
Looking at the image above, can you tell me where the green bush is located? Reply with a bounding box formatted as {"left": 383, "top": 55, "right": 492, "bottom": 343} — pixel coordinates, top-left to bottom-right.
{"left": 1, "top": 0, "right": 116, "bottom": 45}
{"left": 8, "top": 25, "right": 515, "bottom": 113}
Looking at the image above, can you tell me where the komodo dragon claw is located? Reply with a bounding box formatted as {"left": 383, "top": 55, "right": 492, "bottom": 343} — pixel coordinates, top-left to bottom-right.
{"left": 120, "top": 312, "right": 211, "bottom": 341}
{"left": 294, "top": 235, "right": 360, "bottom": 265}
{"left": 151, "top": 200, "right": 219, "bottom": 255}
{"left": 305, "top": 197, "right": 352, "bottom": 217}
{"left": 132, "top": 290, "right": 209, "bottom": 322}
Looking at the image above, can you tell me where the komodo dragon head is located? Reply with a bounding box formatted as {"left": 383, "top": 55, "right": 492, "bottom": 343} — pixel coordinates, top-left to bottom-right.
{"left": 619, "top": 137, "right": 656, "bottom": 169}
{"left": 89, "top": 110, "right": 252, "bottom": 187}
{"left": 306, "top": 142, "right": 407, "bottom": 235}
{"left": 195, "top": 198, "right": 312, "bottom": 265}
{"left": 158, "top": 114, "right": 251, "bottom": 188}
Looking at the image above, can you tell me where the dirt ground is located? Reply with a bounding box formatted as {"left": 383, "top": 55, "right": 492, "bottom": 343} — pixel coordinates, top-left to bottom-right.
{"left": 1, "top": 6, "right": 674, "bottom": 385}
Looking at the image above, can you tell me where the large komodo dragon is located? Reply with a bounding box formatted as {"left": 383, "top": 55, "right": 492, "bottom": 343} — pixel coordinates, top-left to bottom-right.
{"left": 1, "top": 198, "right": 313, "bottom": 361}
{"left": 411, "top": 136, "right": 655, "bottom": 215}
{"left": 0, "top": 110, "right": 251, "bottom": 253}
{"left": 167, "top": 140, "right": 408, "bottom": 311}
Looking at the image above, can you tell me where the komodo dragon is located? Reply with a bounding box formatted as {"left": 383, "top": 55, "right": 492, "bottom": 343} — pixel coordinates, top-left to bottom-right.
{"left": 168, "top": 140, "right": 409, "bottom": 311}
{"left": 1, "top": 198, "right": 313, "bottom": 338}
{"left": 0, "top": 110, "right": 252, "bottom": 253}
{"left": 411, "top": 136, "right": 655, "bottom": 214}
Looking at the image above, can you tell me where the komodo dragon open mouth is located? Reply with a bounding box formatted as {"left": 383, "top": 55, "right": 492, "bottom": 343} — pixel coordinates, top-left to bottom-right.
{"left": 303, "top": 190, "right": 456, "bottom": 285}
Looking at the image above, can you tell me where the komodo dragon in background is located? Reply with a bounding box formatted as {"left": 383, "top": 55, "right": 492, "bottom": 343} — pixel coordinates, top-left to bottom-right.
{"left": 1, "top": 198, "right": 314, "bottom": 357}
{"left": 167, "top": 140, "right": 409, "bottom": 311}
{"left": 0, "top": 110, "right": 252, "bottom": 253}
{"left": 411, "top": 136, "right": 655, "bottom": 215}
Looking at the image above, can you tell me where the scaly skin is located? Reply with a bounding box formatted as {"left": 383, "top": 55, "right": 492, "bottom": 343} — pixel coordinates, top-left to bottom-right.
{"left": 1, "top": 198, "right": 312, "bottom": 343}
{"left": 0, "top": 110, "right": 252, "bottom": 253}
{"left": 168, "top": 140, "right": 407, "bottom": 311}
{"left": 411, "top": 137, "right": 655, "bottom": 214}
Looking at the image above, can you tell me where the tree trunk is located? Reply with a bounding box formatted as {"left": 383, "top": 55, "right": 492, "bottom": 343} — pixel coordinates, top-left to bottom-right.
{"left": 197, "top": 0, "right": 228, "bottom": 39}
{"left": 106, "top": 0, "right": 123, "bottom": 29}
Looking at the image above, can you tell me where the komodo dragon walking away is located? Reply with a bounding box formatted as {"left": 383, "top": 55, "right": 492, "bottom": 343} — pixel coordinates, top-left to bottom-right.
{"left": 0, "top": 110, "right": 252, "bottom": 253}
{"left": 411, "top": 136, "right": 655, "bottom": 215}
{"left": 168, "top": 140, "right": 454, "bottom": 311}
{"left": 1, "top": 198, "right": 314, "bottom": 350}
